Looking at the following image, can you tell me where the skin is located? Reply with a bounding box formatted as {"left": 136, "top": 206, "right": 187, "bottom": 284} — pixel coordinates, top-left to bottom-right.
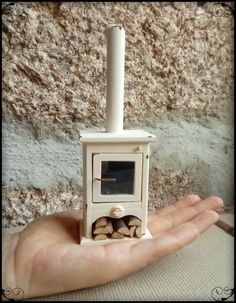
{"left": 2, "top": 194, "right": 223, "bottom": 299}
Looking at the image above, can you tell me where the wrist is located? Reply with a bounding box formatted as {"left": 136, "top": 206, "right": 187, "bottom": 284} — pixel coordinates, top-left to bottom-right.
{"left": 2, "top": 232, "right": 22, "bottom": 300}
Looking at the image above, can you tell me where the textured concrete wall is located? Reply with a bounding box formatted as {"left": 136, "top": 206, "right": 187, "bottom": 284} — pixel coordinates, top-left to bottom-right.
{"left": 2, "top": 2, "right": 234, "bottom": 227}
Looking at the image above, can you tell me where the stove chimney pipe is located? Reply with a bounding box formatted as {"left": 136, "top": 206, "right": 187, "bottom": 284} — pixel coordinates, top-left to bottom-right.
{"left": 105, "top": 24, "right": 125, "bottom": 133}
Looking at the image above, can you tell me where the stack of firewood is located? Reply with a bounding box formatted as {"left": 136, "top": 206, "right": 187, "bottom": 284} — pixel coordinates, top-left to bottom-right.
{"left": 92, "top": 216, "right": 142, "bottom": 240}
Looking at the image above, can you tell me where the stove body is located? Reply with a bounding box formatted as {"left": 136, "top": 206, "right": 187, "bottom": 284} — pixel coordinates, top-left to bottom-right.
{"left": 80, "top": 130, "right": 155, "bottom": 244}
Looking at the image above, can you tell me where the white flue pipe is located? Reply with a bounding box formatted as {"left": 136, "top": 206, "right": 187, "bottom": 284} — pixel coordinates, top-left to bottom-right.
{"left": 105, "top": 24, "right": 125, "bottom": 133}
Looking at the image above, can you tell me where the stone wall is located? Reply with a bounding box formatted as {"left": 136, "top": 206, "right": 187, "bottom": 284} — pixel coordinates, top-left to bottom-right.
{"left": 2, "top": 2, "right": 234, "bottom": 227}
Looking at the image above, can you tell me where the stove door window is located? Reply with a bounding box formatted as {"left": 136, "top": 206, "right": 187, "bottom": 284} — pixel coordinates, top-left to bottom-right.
{"left": 93, "top": 154, "right": 142, "bottom": 202}
{"left": 101, "top": 161, "right": 135, "bottom": 195}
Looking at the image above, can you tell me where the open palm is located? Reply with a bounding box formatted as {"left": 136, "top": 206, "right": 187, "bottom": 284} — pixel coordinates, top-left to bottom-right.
{"left": 3, "top": 194, "right": 223, "bottom": 299}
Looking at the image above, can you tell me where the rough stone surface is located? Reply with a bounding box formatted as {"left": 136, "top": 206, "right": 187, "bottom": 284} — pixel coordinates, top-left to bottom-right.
{"left": 2, "top": 2, "right": 234, "bottom": 227}
{"left": 2, "top": 184, "right": 83, "bottom": 228}
{"left": 2, "top": 2, "right": 234, "bottom": 125}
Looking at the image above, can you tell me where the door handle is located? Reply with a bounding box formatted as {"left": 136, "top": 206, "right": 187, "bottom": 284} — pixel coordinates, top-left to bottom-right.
{"left": 95, "top": 178, "right": 117, "bottom": 182}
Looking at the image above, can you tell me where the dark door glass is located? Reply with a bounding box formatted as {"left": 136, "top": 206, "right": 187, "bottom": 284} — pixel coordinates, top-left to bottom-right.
{"left": 101, "top": 161, "right": 135, "bottom": 195}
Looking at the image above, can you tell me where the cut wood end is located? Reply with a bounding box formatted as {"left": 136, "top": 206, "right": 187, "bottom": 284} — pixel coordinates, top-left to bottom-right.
{"left": 117, "top": 227, "right": 130, "bottom": 236}
{"left": 111, "top": 231, "right": 125, "bottom": 239}
{"left": 95, "top": 217, "right": 108, "bottom": 228}
{"left": 135, "top": 226, "right": 142, "bottom": 238}
{"left": 93, "top": 227, "right": 109, "bottom": 234}
{"left": 94, "top": 234, "right": 107, "bottom": 241}
{"left": 114, "top": 218, "right": 130, "bottom": 235}
{"left": 105, "top": 220, "right": 114, "bottom": 234}
{"left": 129, "top": 225, "right": 136, "bottom": 237}
{"left": 126, "top": 216, "right": 141, "bottom": 226}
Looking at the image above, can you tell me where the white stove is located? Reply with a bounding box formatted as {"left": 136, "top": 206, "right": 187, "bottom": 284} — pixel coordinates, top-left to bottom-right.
{"left": 79, "top": 25, "right": 156, "bottom": 245}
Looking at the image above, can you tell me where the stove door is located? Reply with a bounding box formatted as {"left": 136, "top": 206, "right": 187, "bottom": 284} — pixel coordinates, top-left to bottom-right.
{"left": 93, "top": 153, "right": 142, "bottom": 202}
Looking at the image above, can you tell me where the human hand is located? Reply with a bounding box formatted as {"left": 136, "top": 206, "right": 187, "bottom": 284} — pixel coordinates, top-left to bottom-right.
{"left": 2, "top": 194, "right": 223, "bottom": 299}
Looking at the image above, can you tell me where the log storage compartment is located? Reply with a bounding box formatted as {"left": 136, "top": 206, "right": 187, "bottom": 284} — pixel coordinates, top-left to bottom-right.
{"left": 92, "top": 216, "right": 142, "bottom": 240}
{"left": 79, "top": 25, "right": 156, "bottom": 246}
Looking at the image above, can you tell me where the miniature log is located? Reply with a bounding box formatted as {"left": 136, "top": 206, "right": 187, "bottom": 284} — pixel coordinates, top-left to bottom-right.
{"left": 95, "top": 217, "right": 108, "bottom": 228}
{"left": 126, "top": 216, "right": 141, "bottom": 227}
{"left": 111, "top": 231, "right": 125, "bottom": 239}
{"left": 114, "top": 218, "right": 130, "bottom": 236}
{"left": 94, "top": 234, "right": 107, "bottom": 241}
{"left": 93, "top": 227, "right": 109, "bottom": 235}
{"left": 129, "top": 225, "right": 136, "bottom": 237}
{"left": 105, "top": 220, "right": 114, "bottom": 234}
{"left": 135, "top": 226, "right": 142, "bottom": 238}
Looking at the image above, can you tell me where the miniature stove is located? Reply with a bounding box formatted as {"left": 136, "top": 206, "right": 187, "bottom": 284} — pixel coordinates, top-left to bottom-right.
{"left": 79, "top": 25, "right": 156, "bottom": 245}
